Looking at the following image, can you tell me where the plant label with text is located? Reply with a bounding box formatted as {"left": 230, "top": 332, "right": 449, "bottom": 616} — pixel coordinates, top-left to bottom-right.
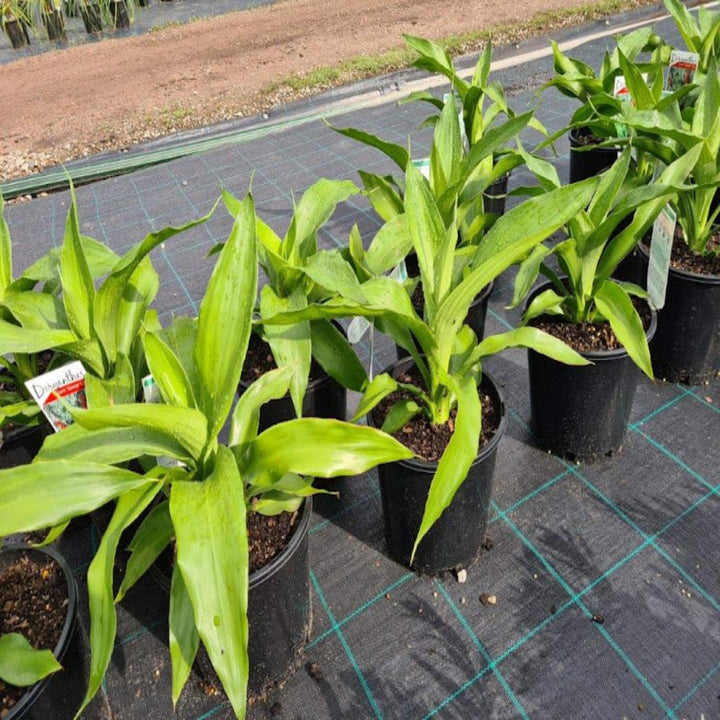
{"left": 25, "top": 361, "right": 87, "bottom": 432}
{"left": 647, "top": 205, "right": 677, "bottom": 311}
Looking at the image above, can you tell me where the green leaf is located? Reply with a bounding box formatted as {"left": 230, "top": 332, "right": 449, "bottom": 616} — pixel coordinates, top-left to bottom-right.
{"left": 594, "top": 280, "right": 653, "bottom": 378}
{"left": 94, "top": 210, "right": 214, "bottom": 363}
{"left": 303, "top": 250, "right": 367, "bottom": 304}
{"left": 1, "top": 290, "right": 67, "bottom": 331}
{"left": 365, "top": 214, "right": 412, "bottom": 275}
{"left": 244, "top": 418, "right": 413, "bottom": 485}
{"left": 472, "top": 326, "right": 590, "bottom": 365}
{"left": 523, "top": 288, "right": 566, "bottom": 323}
{"left": 0, "top": 462, "right": 155, "bottom": 535}
{"left": 0, "top": 195, "right": 13, "bottom": 293}
{"left": 60, "top": 187, "right": 96, "bottom": 341}
{"left": 169, "top": 562, "right": 200, "bottom": 707}
{"left": 76, "top": 484, "right": 159, "bottom": 719}
{"left": 510, "top": 245, "right": 552, "bottom": 308}
{"left": 435, "top": 177, "right": 598, "bottom": 369}
{"left": 69, "top": 404, "right": 208, "bottom": 461}
{"left": 115, "top": 500, "right": 174, "bottom": 603}
{"left": 352, "top": 373, "right": 398, "bottom": 422}
{"left": 0, "top": 319, "right": 75, "bottom": 354}
{"left": 170, "top": 445, "right": 249, "bottom": 719}
{"left": 380, "top": 400, "right": 421, "bottom": 434}
{"left": 285, "top": 179, "right": 358, "bottom": 262}
{"left": 412, "top": 372, "right": 481, "bottom": 561}
{"left": 144, "top": 331, "right": 197, "bottom": 408}
{"left": 359, "top": 171, "right": 405, "bottom": 221}
{"left": 0, "top": 633, "right": 61, "bottom": 687}
{"left": 195, "top": 193, "right": 257, "bottom": 438}
{"left": 230, "top": 364, "right": 295, "bottom": 453}
{"left": 329, "top": 123, "right": 409, "bottom": 171}
{"left": 310, "top": 319, "right": 367, "bottom": 393}
{"left": 261, "top": 286, "right": 311, "bottom": 418}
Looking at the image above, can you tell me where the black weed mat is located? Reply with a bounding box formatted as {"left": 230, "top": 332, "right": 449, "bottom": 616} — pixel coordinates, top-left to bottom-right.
{"left": 4, "top": 10, "right": 720, "bottom": 720}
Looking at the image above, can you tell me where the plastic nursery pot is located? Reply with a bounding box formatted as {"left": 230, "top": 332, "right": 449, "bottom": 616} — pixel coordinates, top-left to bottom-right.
{"left": 80, "top": 3, "right": 102, "bottom": 33}
{"left": 396, "top": 281, "right": 494, "bottom": 360}
{"left": 153, "top": 498, "right": 312, "bottom": 698}
{"left": 42, "top": 8, "right": 65, "bottom": 41}
{"left": 482, "top": 172, "right": 510, "bottom": 217}
{"left": 110, "top": 0, "right": 129, "bottom": 28}
{"left": 0, "top": 424, "right": 49, "bottom": 470}
{"left": 4, "top": 18, "right": 30, "bottom": 48}
{"left": 2, "top": 545, "right": 86, "bottom": 720}
{"left": 568, "top": 127, "right": 620, "bottom": 184}
{"left": 526, "top": 280, "right": 657, "bottom": 461}
{"left": 371, "top": 357, "right": 507, "bottom": 575}
{"left": 637, "top": 243, "right": 720, "bottom": 384}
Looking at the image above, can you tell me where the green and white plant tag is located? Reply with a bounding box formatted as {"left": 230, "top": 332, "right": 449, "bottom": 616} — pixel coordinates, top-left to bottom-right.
{"left": 613, "top": 74, "right": 646, "bottom": 138}
{"left": 647, "top": 204, "right": 677, "bottom": 310}
{"left": 412, "top": 158, "right": 431, "bottom": 180}
{"left": 25, "top": 361, "right": 87, "bottom": 432}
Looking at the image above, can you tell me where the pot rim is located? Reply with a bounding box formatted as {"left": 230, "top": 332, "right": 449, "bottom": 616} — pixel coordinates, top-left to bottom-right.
{"left": 568, "top": 126, "right": 621, "bottom": 151}
{"left": 2, "top": 544, "right": 78, "bottom": 720}
{"left": 368, "top": 357, "right": 507, "bottom": 473}
{"left": 526, "top": 278, "right": 658, "bottom": 362}
{"left": 637, "top": 240, "right": 720, "bottom": 285}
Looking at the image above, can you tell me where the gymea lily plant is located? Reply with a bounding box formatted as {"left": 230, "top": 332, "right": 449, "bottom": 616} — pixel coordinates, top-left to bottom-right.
{"left": 0, "top": 192, "right": 412, "bottom": 719}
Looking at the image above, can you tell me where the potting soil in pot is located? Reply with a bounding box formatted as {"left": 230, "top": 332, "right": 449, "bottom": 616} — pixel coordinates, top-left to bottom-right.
{"left": 0, "top": 553, "right": 67, "bottom": 715}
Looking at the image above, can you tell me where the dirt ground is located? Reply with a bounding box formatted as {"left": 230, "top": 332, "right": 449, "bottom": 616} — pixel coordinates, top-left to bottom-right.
{"left": 0, "top": 0, "right": 658, "bottom": 183}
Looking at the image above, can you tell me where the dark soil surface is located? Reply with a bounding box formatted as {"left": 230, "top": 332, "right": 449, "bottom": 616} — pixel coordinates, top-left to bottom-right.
{"left": 531, "top": 296, "right": 652, "bottom": 354}
{"left": 240, "top": 331, "right": 324, "bottom": 386}
{"left": 247, "top": 509, "right": 301, "bottom": 575}
{"left": 372, "top": 365, "right": 499, "bottom": 462}
{"left": 669, "top": 229, "right": 720, "bottom": 276}
{"left": 0, "top": 553, "right": 67, "bottom": 716}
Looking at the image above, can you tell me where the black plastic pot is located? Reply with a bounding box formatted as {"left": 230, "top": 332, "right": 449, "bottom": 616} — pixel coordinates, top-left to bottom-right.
{"left": 483, "top": 173, "right": 509, "bottom": 217}
{"left": 0, "top": 424, "right": 49, "bottom": 470}
{"left": 154, "top": 499, "right": 312, "bottom": 698}
{"left": 80, "top": 3, "right": 102, "bottom": 33}
{"left": 396, "top": 281, "right": 493, "bottom": 360}
{"left": 568, "top": 127, "right": 619, "bottom": 184}
{"left": 526, "top": 280, "right": 657, "bottom": 461}
{"left": 42, "top": 8, "right": 65, "bottom": 40}
{"left": 372, "top": 358, "right": 506, "bottom": 574}
{"left": 2, "top": 545, "right": 86, "bottom": 720}
{"left": 110, "top": 0, "right": 129, "bottom": 28}
{"left": 4, "top": 18, "right": 30, "bottom": 48}
{"left": 637, "top": 244, "right": 720, "bottom": 384}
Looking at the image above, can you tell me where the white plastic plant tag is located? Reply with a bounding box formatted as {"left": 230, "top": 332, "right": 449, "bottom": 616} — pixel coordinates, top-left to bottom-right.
{"left": 141, "top": 373, "right": 160, "bottom": 403}
{"left": 665, "top": 50, "right": 699, "bottom": 92}
{"left": 347, "top": 316, "right": 372, "bottom": 344}
{"left": 25, "top": 361, "right": 87, "bottom": 432}
{"left": 389, "top": 260, "right": 407, "bottom": 284}
{"left": 613, "top": 74, "right": 646, "bottom": 138}
{"left": 647, "top": 204, "right": 677, "bottom": 311}
{"left": 412, "top": 158, "right": 431, "bottom": 180}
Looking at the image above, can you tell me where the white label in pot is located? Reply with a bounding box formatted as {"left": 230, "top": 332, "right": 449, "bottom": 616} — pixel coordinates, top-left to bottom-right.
{"left": 25, "top": 361, "right": 87, "bottom": 432}
{"left": 647, "top": 204, "right": 677, "bottom": 311}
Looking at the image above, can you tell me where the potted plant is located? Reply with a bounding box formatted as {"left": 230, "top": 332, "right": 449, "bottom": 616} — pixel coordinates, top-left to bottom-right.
{"left": 0, "top": 191, "right": 412, "bottom": 719}
{"left": 331, "top": 91, "right": 549, "bottom": 342}
{"left": 0, "top": 544, "right": 86, "bottom": 719}
{"left": 263, "top": 161, "right": 598, "bottom": 573}
{"left": 397, "top": 35, "right": 550, "bottom": 215}
{"left": 622, "top": 56, "right": 720, "bottom": 383}
{"left": 1, "top": 0, "right": 31, "bottom": 47}
{"left": 541, "top": 26, "right": 667, "bottom": 182}
{"left": 510, "top": 143, "right": 701, "bottom": 459}
{"left": 224, "top": 178, "right": 368, "bottom": 428}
